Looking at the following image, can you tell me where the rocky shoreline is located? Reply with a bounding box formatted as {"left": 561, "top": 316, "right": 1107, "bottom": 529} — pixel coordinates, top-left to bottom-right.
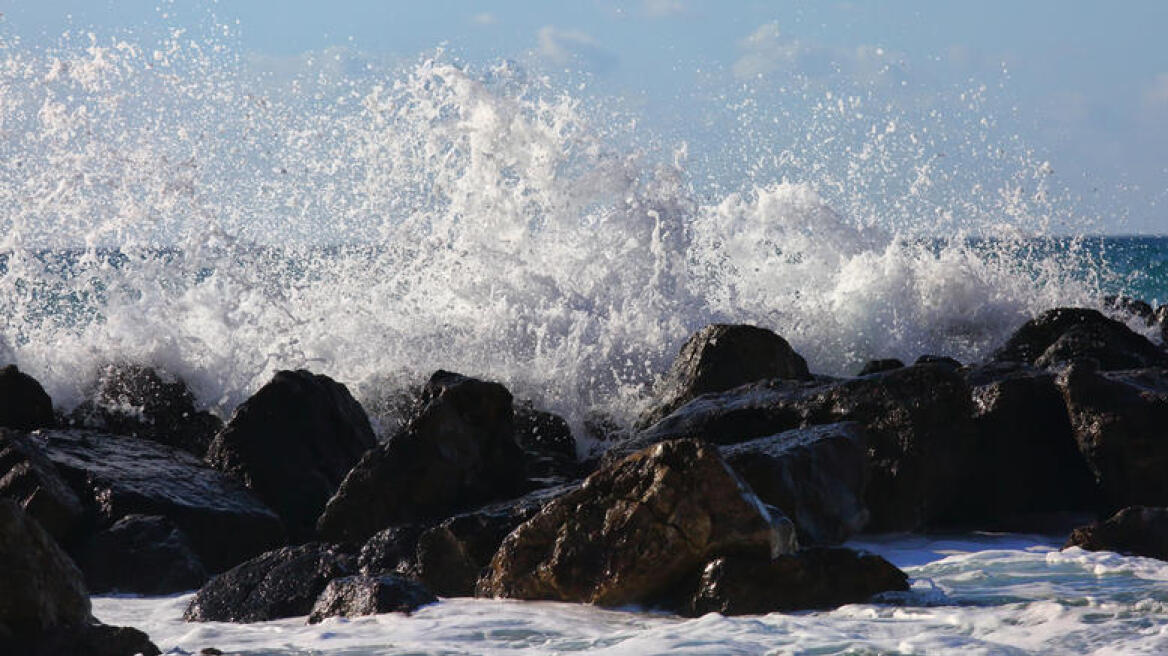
{"left": 2, "top": 302, "right": 1167, "bottom": 655}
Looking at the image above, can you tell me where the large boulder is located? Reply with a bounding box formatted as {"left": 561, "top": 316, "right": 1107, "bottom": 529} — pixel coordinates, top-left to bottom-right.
{"left": 70, "top": 364, "right": 221, "bottom": 457}
{"left": 317, "top": 371, "right": 525, "bottom": 544}
{"left": 856, "top": 358, "right": 904, "bottom": 376}
{"left": 513, "top": 401, "right": 579, "bottom": 485}
{"left": 681, "top": 548, "right": 909, "bottom": 616}
{"left": 1055, "top": 363, "right": 1168, "bottom": 509}
{"left": 34, "top": 429, "right": 284, "bottom": 573}
{"left": 720, "top": 423, "right": 869, "bottom": 545}
{"left": 307, "top": 575, "right": 436, "bottom": 623}
{"left": 0, "top": 365, "right": 54, "bottom": 430}
{"left": 639, "top": 324, "right": 811, "bottom": 428}
{"left": 206, "top": 370, "right": 376, "bottom": 542}
{"left": 992, "top": 307, "right": 1168, "bottom": 371}
{"left": 0, "top": 429, "right": 86, "bottom": 543}
{"left": 184, "top": 543, "right": 357, "bottom": 623}
{"left": 73, "top": 514, "right": 207, "bottom": 595}
{"left": 358, "top": 525, "right": 425, "bottom": 577}
{"left": 476, "top": 439, "right": 796, "bottom": 606}
{"left": 1065, "top": 506, "right": 1168, "bottom": 561}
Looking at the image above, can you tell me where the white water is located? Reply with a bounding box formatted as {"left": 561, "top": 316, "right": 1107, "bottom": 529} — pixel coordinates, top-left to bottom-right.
{"left": 92, "top": 536, "right": 1168, "bottom": 655}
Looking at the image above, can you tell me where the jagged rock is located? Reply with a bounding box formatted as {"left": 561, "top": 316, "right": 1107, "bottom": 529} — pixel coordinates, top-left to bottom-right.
{"left": 358, "top": 525, "right": 425, "bottom": 576}
{"left": 477, "top": 439, "right": 795, "bottom": 606}
{"left": 1104, "top": 295, "right": 1156, "bottom": 324}
{"left": 0, "top": 429, "right": 85, "bottom": 543}
{"left": 1056, "top": 364, "right": 1168, "bottom": 509}
{"left": 513, "top": 401, "right": 578, "bottom": 485}
{"left": 318, "top": 371, "right": 525, "bottom": 544}
{"left": 992, "top": 307, "right": 1168, "bottom": 371}
{"left": 639, "top": 324, "right": 812, "bottom": 428}
{"left": 1157, "top": 305, "right": 1168, "bottom": 343}
{"left": 0, "top": 364, "right": 54, "bottom": 430}
{"left": 307, "top": 575, "right": 437, "bottom": 623}
{"left": 857, "top": 358, "right": 904, "bottom": 376}
{"left": 70, "top": 364, "right": 221, "bottom": 457}
{"left": 34, "top": 429, "right": 284, "bottom": 573}
{"left": 720, "top": 423, "right": 869, "bottom": 545}
{"left": 74, "top": 514, "right": 207, "bottom": 594}
{"left": 206, "top": 370, "right": 376, "bottom": 542}
{"left": 681, "top": 548, "right": 909, "bottom": 616}
{"left": 1065, "top": 506, "right": 1168, "bottom": 561}
{"left": 184, "top": 543, "right": 357, "bottom": 623}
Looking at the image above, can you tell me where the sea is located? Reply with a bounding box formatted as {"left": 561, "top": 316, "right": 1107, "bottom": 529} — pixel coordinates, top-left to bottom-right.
{"left": 3, "top": 22, "right": 1168, "bottom": 656}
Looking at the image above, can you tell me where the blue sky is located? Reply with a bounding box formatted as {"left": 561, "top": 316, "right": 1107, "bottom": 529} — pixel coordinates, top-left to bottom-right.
{"left": 5, "top": 1, "right": 1167, "bottom": 233}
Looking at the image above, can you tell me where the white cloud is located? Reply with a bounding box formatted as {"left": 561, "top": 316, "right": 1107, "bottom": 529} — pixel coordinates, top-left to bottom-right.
{"left": 644, "top": 0, "right": 686, "bottom": 18}
{"left": 731, "top": 22, "right": 801, "bottom": 79}
{"left": 732, "top": 20, "right": 903, "bottom": 81}
{"left": 536, "top": 26, "right": 618, "bottom": 72}
{"left": 471, "top": 12, "right": 498, "bottom": 26}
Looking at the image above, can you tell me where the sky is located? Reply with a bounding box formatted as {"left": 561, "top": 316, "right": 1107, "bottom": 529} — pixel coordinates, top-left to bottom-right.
{"left": 4, "top": 0, "right": 1167, "bottom": 233}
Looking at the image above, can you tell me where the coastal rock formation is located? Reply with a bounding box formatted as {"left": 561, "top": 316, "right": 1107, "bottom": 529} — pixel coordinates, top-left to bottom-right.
{"left": 184, "top": 543, "right": 357, "bottom": 623}
{"left": 307, "top": 575, "right": 436, "bottom": 623}
{"left": 477, "top": 439, "right": 796, "bottom": 606}
{"left": 358, "top": 525, "right": 425, "bottom": 576}
{"left": 0, "top": 364, "right": 54, "bottom": 430}
{"left": 513, "top": 401, "right": 579, "bottom": 485}
{"left": 992, "top": 307, "right": 1168, "bottom": 371}
{"left": 0, "top": 430, "right": 85, "bottom": 543}
{"left": 856, "top": 358, "right": 904, "bottom": 376}
{"left": 206, "top": 369, "right": 376, "bottom": 541}
{"left": 74, "top": 514, "right": 207, "bottom": 595}
{"left": 318, "top": 371, "right": 525, "bottom": 544}
{"left": 1065, "top": 506, "right": 1168, "bottom": 561}
{"left": 720, "top": 423, "right": 869, "bottom": 545}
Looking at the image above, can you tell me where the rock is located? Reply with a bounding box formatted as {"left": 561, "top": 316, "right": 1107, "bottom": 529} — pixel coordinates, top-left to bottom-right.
{"left": 992, "top": 307, "right": 1168, "bottom": 371}
{"left": 914, "top": 354, "right": 962, "bottom": 369}
{"left": 0, "top": 429, "right": 86, "bottom": 543}
{"left": 1056, "top": 364, "right": 1168, "bottom": 509}
{"left": 639, "top": 324, "right": 812, "bottom": 428}
{"left": 513, "top": 401, "right": 578, "bottom": 485}
{"left": 7, "top": 622, "right": 161, "bottom": 656}
{"left": 1065, "top": 506, "right": 1168, "bottom": 561}
{"left": 477, "top": 439, "right": 796, "bottom": 606}
{"left": 184, "top": 543, "right": 357, "bottom": 623}
{"left": 318, "top": 371, "right": 525, "bottom": 544}
{"left": 720, "top": 423, "right": 869, "bottom": 545}
{"left": 856, "top": 358, "right": 904, "bottom": 376}
{"left": 0, "top": 364, "right": 54, "bottom": 430}
{"left": 1104, "top": 295, "right": 1157, "bottom": 324}
{"left": 206, "top": 370, "right": 376, "bottom": 542}
{"left": 358, "top": 525, "right": 425, "bottom": 576}
{"left": 681, "top": 548, "right": 909, "bottom": 616}
{"left": 637, "top": 363, "right": 979, "bottom": 531}
{"left": 307, "top": 575, "right": 437, "bottom": 623}
{"left": 74, "top": 514, "right": 207, "bottom": 595}
{"left": 70, "top": 364, "right": 222, "bottom": 457}
{"left": 1157, "top": 305, "right": 1168, "bottom": 343}
{"left": 34, "top": 429, "right": 285, "bottom": 573}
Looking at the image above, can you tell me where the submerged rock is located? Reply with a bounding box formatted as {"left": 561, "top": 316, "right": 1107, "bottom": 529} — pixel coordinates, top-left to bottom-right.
{"left": 0, "top": 429, "right": 85, "bottom": 543}
{"left": 207, "top": 369, "right": 376, "bottom": 542}
{"left": 1065, "top": 506, "right": 1168, "bottom": 561}
{"left": 307, "top": 575, "right": 436, "bottom": 623}
{"left": 184, "top": 543, "right": 357, "bottom": 623}
{"left": 74, "top": 514, "right": 207, "bottom": 595}
{"left": 0, "top": 364, "right": 54, "bottom": 431}
{"left": 992, "top": 307, "right": 1168, "bottom": 371}
{"left": 477, "top": 439, "right": 795, "bottom": 606}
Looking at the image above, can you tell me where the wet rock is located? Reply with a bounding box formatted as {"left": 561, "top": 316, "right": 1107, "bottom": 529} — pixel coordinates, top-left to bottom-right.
{"left": 34, "top": 429, "right": 284, "bottom": 573}
{"left": 992, "top": 307, "right": 1168, "bottom": 371}
{"left": 1065, "top": 506, "right": 1168, "bottom": 561}
{"left": 358, "top": 525, "right": 425, "bottom": 576}
{"left": 5, "top": 622, "right": 161, "bottom": 656}
{"left": 184, "top": 543, "right": 357, "bottom": 623}
{"left": 914, "top": 354, "right": 961, "bottom": 369}
{"left": 74, "top": 514, "right": 207, "bottom": 595}
{"left": 1056, "top": 364, "right": 1168, "bottom": 509}
{"left": 513, "top": 401, "right": 579, "bottom": 485}
{"left": 856, "top": 358, "right": 904, "bottom": 376}
{"left": 0, "top": 429, "right": 85, "bottom": 543}
{"left": 307, "top": 575, "right": 437, "bottom": 623}
{"left": 720, "top": 423, "right": 869, "bottom": 545}
{"left": 318, "top": 371, "right": 525, "bottom": 544}
{"left": 477, "top": 439, "right": 796, "bottom": 606}
{"left": 1104, "top": 295, "right": 1157, "bottom": 324}
{"left": 70, "top": 364, "right": 222, "bottom": 457}
{"left": 639, "top": 324, "right": 812, "bottom": 429}
{"left": 681, "top": 548, "right": 909, "bottom": 616}
{"left": 0, "top": 364, "right": 54, "bottom": 430}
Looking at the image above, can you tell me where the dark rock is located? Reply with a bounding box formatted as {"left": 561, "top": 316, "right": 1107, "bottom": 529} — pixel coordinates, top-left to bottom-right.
{"left": 184, "top": 543, "right": 357, "bottom": 623}
{"left": 513, "top": 401, "right": 578, "bottom": 485}
{"left": 34, "top": 429, "right": 284, "bottom": 573}
{"left": 1056, "top": 364, "right": 1168, "bottom": 509}
{"left": 0, "top": 364, "right": 54, "bottom": 430}
{"left": 7, "top": 622, "right": 161, "bottom": 656}
{"left": 318, "top": 371, "right": 525, "bottom": 544}
{"left": 206, "top": 370, "right": 376, "bottom": 542}
{"left": 914, "top": 354, "right": 962, "bottom": 369}
{"left": 358, "top": 525, "right": 425, "bottom": 576}
{"left": 856, "top": 358, "right": 904, "bottom": 376}
{"left": 681, "top": 548, "right": 909, "bottom": 616}
{"left": 307, "top": 575, "right": 437, "bottom": 623}
{"left": 639, "top": 324, "right": 812, "bottom": 428}
{"left": 477, "top": 439, "right": 795, "bottom": 606}
{"left": 992, "top": 307, "right": 1168, "bottom": 371}
{"left": 720, "top": 423, "right": 869, "bottom": 545}
{"left": 0, "top": 429, "right": 85, "bottom": 543}
{"left": 70, "top": 364, "right": 221, "bottom": 457}
{"left": 1065, "top": 506, "right": 1168, "bottom": 561}
{"left": 1104, "top": 295, "right": 1156, "bottom": 324}
{"left": 74, "top": 514, "right": 207, "bottom": 594}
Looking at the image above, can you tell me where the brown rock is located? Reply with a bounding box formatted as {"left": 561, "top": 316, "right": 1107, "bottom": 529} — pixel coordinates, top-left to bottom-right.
{"left": 1065, "top": 506, "right": 1168, "bottom": 561}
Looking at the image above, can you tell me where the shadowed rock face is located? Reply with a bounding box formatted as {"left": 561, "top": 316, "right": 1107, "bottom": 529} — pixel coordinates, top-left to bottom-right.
{"left": 307, "top": 575, "right": 436, "bottom": 624}
{"left": 0, "top": 365, "right": 54, "bottom": 431}
{"left": 207, "top": 369, "right": 376, "bottom": 542}
{"left": 318, "top": 371, "right": 525, "bottom": 544}
{"left": 513, "top": 401, "right": 579, "bottom": 486}
{"left": 358, "top": 525, "right": 425, "bottom": 577}
{"left": 1065, "top": 506, "right": 1168, "bottom": 561}
{"left": 992, "top": 307, "right": 1168, "bottom": 371}
{"left": 477, "top": 439, "right": 796, "bottom": 607}
{"left": 74, "top": 514, "right": 207, "bottom": 595}
{"left": 857, "top": 359, "right": 904, "bottom": 376}
{"left": 0, "top": 429, "right": 85, "bottom": 544}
